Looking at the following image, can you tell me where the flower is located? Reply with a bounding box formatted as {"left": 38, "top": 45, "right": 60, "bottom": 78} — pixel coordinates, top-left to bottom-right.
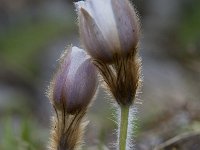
{"left": 52, "top": 46, "right": 98, "bottom": 114}
{"left": 76, "top": 0, "right": 140, "bottom": 63}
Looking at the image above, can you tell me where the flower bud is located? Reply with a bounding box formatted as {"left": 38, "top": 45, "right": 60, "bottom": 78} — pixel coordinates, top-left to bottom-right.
{"left": 75, "top": 0, "right": 140, "bottom": 63}
{"left": 53, "top": 46, "right": 98, "bottom": 114}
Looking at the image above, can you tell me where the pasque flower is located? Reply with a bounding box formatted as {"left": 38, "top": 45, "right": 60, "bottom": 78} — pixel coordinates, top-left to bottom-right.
{"left": 76, "top": 1, "right": 141, "bottom": 149}
{"left": 48, "top": 46, "right": 98, "bottom": 150}
{"left": 76, "top": 0, "right": 140, "bottom": 63}
{"left": 47, "top": 0, "right": 142, "bottom": 149}
{"left": 52, "top": 46, "right": 98, "bottom": 114}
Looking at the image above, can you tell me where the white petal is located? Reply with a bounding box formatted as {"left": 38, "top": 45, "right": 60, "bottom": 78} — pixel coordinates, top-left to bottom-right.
{"left": 76, "top": 0, "right": 120, "bottom": 52}
{"left": 67, "top": 47, "right": 88, "bottom": 82}
{"left": 111, "top": 0, "right": 139, "bottom": 53}
{"left": 91, "top": 0, "right": 121, "bottom": 50}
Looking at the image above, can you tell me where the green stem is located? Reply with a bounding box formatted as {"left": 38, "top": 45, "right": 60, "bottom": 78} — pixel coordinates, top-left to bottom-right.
{"left": 119, "top": 105, "right": 130, "bottom": 150}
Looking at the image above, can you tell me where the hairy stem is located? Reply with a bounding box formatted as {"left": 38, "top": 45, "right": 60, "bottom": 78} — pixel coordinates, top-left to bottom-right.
{"left": 119, "top": 105, "right": 130, "bottom": 150}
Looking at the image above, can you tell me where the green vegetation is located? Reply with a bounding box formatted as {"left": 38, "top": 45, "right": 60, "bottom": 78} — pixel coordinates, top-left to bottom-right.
{"left": 0, "top": 18, "right": 75, "bottom": 77}
{"left": 0, "top": 116, "right": 47, "bottom": 150}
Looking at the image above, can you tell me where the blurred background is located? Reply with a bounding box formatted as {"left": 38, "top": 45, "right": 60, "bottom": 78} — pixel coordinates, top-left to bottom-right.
{"left": 0, "top": 0, "right": 199, "bottom": 149}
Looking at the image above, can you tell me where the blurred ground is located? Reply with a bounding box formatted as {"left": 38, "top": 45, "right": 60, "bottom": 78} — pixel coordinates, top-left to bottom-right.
{"left": 0, "top": 0, "right": 200, "bottom": 150}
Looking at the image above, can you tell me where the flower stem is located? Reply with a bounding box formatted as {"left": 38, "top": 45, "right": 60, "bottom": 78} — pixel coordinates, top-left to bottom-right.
{"left": 119, "top": 105, "right": 130, "bottom": 150}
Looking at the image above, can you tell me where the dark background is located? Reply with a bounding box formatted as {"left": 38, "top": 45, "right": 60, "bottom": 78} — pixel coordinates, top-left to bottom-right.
{"left": 0, "top": 0, "right": 200, "bottom": 149}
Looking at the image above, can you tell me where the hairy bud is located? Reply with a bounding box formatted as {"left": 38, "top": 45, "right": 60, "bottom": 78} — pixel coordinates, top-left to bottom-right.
{"left": 76, "top": 0, "right": 140, "bottom": 63}
{"left": 52, "top": 46, "right": 98, "bottom": 114}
